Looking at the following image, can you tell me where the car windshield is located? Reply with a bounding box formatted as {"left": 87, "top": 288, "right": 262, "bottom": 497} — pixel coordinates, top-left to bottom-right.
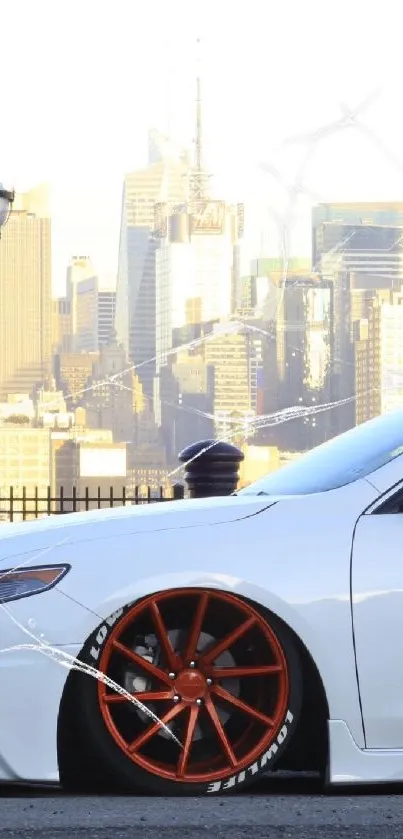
{"left": 238, "top": 410, "right": 403, "bottom": 496}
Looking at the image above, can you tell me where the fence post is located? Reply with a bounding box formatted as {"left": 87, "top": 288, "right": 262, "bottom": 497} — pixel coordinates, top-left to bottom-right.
{"left": 178, "top": 440, "right": 244, "bottom": 498}
{"left": 172, "top": 482, "right": 185, "bottom": 500}
{"left": 59, "top": 485, "right": 64, "bottom": 515}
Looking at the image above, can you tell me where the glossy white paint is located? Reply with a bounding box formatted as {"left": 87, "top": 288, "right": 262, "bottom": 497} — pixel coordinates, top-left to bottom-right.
{"left": 328, "top": 720, "right": 403, "bottom": 785}
{"left": 0, "top": 587, "right": 100, "bottom": 781}
{"left": 360, "top": 451, "right": 403, "bottom": 494}
{"left": 352, "top": 511, "right": 403, "bottom": 748}
{"left": 0, "top": 494, "right": 275, "bottom": 564}
{"left": 1, "top": 413, "right": 403, "bottom": 788}
{"left": 0, "top": 640, "right": 82, "bottom": 782}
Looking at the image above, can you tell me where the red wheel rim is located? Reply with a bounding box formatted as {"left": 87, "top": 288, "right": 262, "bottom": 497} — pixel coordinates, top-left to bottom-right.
{"left": 97, "top": 589, "right": 289, "bottom": 784}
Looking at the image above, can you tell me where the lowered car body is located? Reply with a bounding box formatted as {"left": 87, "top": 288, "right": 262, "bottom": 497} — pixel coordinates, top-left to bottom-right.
{"left": 1, "top": 410, "right": 403, "bottom": 793}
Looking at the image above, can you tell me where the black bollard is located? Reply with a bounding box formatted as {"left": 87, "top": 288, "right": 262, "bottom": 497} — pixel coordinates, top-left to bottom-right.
{"left": 178, "top": 440, "right": 244, "bottom": 498}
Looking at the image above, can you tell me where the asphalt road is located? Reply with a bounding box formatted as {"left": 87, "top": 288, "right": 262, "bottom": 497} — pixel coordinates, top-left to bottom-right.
{"left": 2, "top": 775, "right": 403, "bottom": 838}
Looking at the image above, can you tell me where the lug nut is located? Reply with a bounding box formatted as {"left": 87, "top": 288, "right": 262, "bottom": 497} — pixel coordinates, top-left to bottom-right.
{"left": 168, "top": 672, "right": 176, "bottom": 679}
{"left": 173, "top": 695, "right": 180, "bottom": 703}
{"left": 189, "top": 661, "right": 196, "bottom": 668}
{"left": 196, "top": 698, "right": 203, "bottom": 706}
{"left": 206, "top": 678, "right": 212, "bottom": 686}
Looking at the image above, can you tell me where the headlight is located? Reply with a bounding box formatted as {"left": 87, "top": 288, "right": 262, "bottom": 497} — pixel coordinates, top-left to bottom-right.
{"left": 0, "top": 565, "right": 70, "bottom": 604}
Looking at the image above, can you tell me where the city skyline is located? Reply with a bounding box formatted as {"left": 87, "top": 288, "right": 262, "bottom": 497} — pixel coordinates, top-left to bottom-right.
{"left": 3, "top": 0, "right": 403, "bottom": 500}
{"left": 2, "top": 194, "right": 403, "bottom": 507}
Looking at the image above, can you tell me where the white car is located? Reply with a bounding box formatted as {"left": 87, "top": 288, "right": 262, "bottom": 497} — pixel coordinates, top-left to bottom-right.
{"left": 1, "top": 409, "right": 403, "bottom": 796}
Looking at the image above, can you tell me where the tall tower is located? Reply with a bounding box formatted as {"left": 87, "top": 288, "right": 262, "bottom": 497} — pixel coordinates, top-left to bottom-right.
{"left": 0, "top": 185, "right": 52, "bottom": 398}
{"left": 188, "top": 64, "right": 211, "bottom": 203}
{"left": 66, "top": 256, "right": 97, "bottom": 350}
{"left": 154, "top": 63, "right": 245, "bottom": 430}
{"left": 115, "top": 146, "right": 190, "bottom": 401}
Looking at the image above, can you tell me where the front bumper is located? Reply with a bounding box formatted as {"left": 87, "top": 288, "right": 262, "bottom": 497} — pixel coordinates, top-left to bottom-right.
{"left": 0, "top": 587, "right": 97, "bottom": 782}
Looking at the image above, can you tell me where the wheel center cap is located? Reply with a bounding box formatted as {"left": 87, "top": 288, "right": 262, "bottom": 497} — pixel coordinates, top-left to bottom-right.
{"left": 175, "top": 669, "right": 206, "bottom": 701}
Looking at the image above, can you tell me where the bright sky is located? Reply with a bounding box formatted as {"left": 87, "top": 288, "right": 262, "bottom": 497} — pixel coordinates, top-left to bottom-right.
{"left": 2, "top": 0, "right": 403, "bottom": 294}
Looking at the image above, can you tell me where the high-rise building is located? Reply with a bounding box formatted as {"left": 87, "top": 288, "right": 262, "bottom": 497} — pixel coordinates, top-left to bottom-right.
{"left": 312, "top": 202, "right": 403, "bottom": 264}
{"left": 75, "top": 276, "right": 116, "bottom": 352}
{"left": 157, "top": 349, "right": 214, "bottom": 461}
{"left": 257, "top": 275, "right": 333, "bottom": 450}
{"left": 204, "top": 324, "right": 263, "bottom": 442}
{"left": 313, "top": 222, "right": 403, "bottom": 282}
{"left": 355, "top": 288, "right": 403, "bottom": 425}
{"left": 66, "top": 256, "right": 97, "bottom": 349}
{"left": 84, "top": 334, "right": 135, "bottom": 444}
{"left": 0, "top": 185, "right": 52, "bottom": 398}
{"left": 54, "top": 351, "right": 99, "bottom": 407}
{"left": 312, "top": 206, "right": 403, "bottom": 434}
{"left": 51, "top": 297, "right": 71, "bottom": 354}
{"left": 98, "top": 290, "right": 116, "bottom": 347}
{"left": 155, "top": 202, "right": 243, "bottom": 380}
{"left": 75, "top": 276, "right": 98, "bottom": 352}
{"left": 115, "top": 151, "right": 190, "bottom": 401}
{"left": 152, "top": 75, "right": 245, "bottom": 445}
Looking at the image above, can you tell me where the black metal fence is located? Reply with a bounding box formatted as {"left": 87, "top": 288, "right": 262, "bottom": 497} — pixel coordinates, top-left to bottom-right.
{"left": 0, "top": 483, "right": 186, "bottom": 523}
{"left": 0, "top": 439, "right": 245, "bottom": 524}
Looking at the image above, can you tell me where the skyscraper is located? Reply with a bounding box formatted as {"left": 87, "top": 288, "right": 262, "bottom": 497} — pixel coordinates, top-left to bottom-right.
{"left": 204, "top": 325, "right": 263, "bottom": 442}
{"left": 98, "top": 290, "right": 116, "bottom": 347}
{"left": 261, "top": 275, "right": 333, "bottom": 450}
{"left": 312, "top": 202, "right": 403, "bottom": 265}
{"left": 354, "top": 288, "right": 403, "bottom": 424}
{"left": 153, "top": 75, "right": 244, "bottom": 430}
{"left": 115, "top": 141, "right": 190, "bottom": 401}
{"left": 75, "top": 276, "right": 116, "bottom": 352}
{"left": 155, "top": 203, "right": 241, "bottom": 377}
{"left": 0, "top": 185, "right": 52, "bottom": 398}
{"left": 66, "top": 256, "right": 97, "bottom": 350}
{"left": 312, "top": 204, "right": 403, "bottom": 434}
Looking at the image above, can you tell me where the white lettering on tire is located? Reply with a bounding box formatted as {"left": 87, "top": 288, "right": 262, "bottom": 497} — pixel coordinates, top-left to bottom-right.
{"left": 206, "top": 710, "right": 294, "bottom": 793}
{"left": 89, "top": 608, "right": 125, "bottom": 662}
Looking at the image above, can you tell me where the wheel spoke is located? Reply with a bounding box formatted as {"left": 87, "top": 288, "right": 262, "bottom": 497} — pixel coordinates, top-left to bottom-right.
{"left": 183, "top": 591, "right": 209, "bottom": 663}
{"left": 128, "top": 702, "right": 185, "bottom": 753}
{"left": 134, "top": 690, "right": 174, "bottom": 702}
{"left": 112, "top": 640, "right": 172, "bottom": 686}
{"left": 201, "top": 616, "right": 256, "bottom": 664}
{"left": 205, "top": 697, "right": 237, "bottom": 768}
{"left": 149, "top": 601, "right": 182, "bottom": 671}
{"left": 102, "top": 689, "right": 174, "bottom": 704}
{"left": 177, "top": 705, "right": 199, "bottom": 778}
{"left": 211, "top": 664, "right": 283, "bottom": 678}
{"left": 212, "top": 684, "right": 275, "bottom": 726}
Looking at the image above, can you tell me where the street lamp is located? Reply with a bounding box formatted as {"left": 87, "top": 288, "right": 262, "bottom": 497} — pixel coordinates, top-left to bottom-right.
{"left": 0, "top": 184, "right": 15, "bottom": 236}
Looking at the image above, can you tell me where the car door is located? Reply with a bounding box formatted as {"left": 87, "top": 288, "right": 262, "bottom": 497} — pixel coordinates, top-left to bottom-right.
{"left": 352, "top": 454, "right": 403, "bottom": 748}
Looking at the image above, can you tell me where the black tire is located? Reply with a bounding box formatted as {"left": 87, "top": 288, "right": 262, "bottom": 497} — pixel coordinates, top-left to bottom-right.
{"left": 59, "top": 589, "right": 303, "bottom": 796}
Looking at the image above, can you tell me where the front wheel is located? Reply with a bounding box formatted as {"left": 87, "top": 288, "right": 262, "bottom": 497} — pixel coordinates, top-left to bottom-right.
{"left": 62, "top": 588, "right": 302, "bottom": 795}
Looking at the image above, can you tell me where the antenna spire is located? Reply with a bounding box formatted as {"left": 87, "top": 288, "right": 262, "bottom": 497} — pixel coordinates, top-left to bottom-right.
{"left": 189, "top": 38, "right": 210, "bottom": 202}
{"left": 195, "top": 74, "right": 202, "bottom": 174}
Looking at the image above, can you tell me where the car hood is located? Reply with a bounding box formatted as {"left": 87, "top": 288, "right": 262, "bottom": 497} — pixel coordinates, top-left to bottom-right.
{"left": 0, "top": 494, "right": 278, "bottom": 564}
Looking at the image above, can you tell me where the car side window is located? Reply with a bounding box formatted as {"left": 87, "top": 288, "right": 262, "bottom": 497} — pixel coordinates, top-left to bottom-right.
{"left": 373, "top": 487, "right": 403, "bottom": 514}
